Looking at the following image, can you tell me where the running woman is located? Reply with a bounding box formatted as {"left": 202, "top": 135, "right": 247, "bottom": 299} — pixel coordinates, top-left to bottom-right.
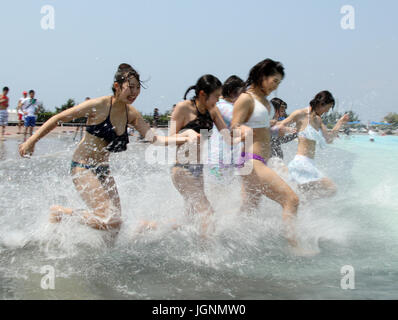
{"left": 270, "top": 98, "right": 297, "bottom": 160}
{"left": 208, "top": 75, "right": 245, "bottom": 182}
{"left": 230, "top": 59, "right": 299, "bottom": 248}
{"left": 19, "top": 63, "right": 198, "bottom": 235}
{"left": 170, "top": 74, "right": 243, "bottom": 236}
{"left": 278, "top": 91, "right": 349, "bottom": 197}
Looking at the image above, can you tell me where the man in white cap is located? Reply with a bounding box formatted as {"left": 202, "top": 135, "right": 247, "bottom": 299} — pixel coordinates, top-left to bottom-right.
{"left": 17, "top": 91, "right": 28, "bottom": 134}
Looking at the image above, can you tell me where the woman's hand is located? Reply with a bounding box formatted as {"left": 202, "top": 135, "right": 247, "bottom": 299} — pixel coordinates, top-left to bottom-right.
{"left": 273, "top": 124, "right": 297, "bottom": 137}
{"left": 181, "top": 129, "right": 200, "bottom": 144}
{"left": 339, "top": 114, "right": 350, "bottom": 124}
{"left": 19, "top": 140, "right": 35, "bottom": 157}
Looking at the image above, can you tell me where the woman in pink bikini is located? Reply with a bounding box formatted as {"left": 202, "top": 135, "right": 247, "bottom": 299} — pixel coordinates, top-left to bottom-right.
{"left": 231, "top": 59, "right": 299, "bottom": 248}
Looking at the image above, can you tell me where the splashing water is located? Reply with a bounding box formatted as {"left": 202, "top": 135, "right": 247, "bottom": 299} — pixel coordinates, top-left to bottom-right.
{"left": 0, "top": 133, "right": 397, "bottom": 299}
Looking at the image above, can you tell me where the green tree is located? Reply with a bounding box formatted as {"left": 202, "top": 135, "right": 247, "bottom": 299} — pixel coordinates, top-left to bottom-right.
{"left": 55, "top": 99, "right": 76, "bottom": 114}
{"left": 54, "top": 98, "right": 88, "bottom": 123}
{"left": 37, "top": 111, "right": 56, "bottom": 123}
{"left": 322, "top": 111, "right": 343, "bottom": 126}
{"left": 384, "top": 112, "right": 398, "bottom": 125}
{"left": 322, "top": 110, "right": 360, "bottom": 125}
{"left": 346, "top": 110, "right": 360, "bottom": 122}
{"left": 36, "top": 103, "right": 56, "bottom": 123}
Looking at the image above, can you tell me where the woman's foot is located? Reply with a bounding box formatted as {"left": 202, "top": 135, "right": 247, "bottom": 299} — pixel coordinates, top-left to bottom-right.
{"left": 49, "top": 205, "right": 73, "bottom": 223}
{"left": 289, "top": 245, "right": 319, "bottom": 257}
{"left": 136, "top": 220, "right": 158, "bottom": 233}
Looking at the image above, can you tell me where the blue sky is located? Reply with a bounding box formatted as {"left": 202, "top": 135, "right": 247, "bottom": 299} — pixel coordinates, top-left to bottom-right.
{"left": 1, "top": 0, "right": 397, "bottom": 122}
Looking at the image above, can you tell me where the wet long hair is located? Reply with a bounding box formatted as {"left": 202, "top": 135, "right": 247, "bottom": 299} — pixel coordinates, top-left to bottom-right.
{"left": 112, "top": 63, "right": 145, "bottom": 94}
{"left": 245, "top": 59, "right": 285, "bottom": 88}
{"left": 309, "top": 91, "right": 335, "bottom": 113}
{"left": 183, "top": 74, "right": 222, "bottom": 101}
{"left": 222, "top": 75, "right": 245, "bottom": 98}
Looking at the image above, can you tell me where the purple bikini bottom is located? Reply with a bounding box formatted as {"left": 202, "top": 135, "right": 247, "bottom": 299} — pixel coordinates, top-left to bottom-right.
{"left": 236, "top": 152, "right": 268, "bottom": 168}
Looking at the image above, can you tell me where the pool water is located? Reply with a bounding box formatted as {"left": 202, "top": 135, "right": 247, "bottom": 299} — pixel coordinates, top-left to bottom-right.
{"left": 0, "top": 133, "right": 397, "bottom": 299}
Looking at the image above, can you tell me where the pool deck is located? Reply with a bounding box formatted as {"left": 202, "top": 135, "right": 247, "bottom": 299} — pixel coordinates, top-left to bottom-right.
{"left": 1, "top": 125, "right": 82, "bottom": 140}
{"left": 1, "top": 125, "right": 397, "bottom": 141}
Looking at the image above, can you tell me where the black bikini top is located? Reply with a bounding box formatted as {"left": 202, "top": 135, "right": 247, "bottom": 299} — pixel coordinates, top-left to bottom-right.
{"left": 86, "top": 98, "right": 129, "bottom": 153}
{"left": 180, "top": 100, "right": 214, "bottom": 134}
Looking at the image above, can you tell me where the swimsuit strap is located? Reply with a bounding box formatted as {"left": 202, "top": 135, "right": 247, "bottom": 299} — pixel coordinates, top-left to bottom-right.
{"left": 107, "top": 97, "right": 113, "bottom": 118}
{"left": 193, "top": 99, "right": 209, "bottom": 117}
{"left": 124, "top": 103, "right": 129, "bottom": 128}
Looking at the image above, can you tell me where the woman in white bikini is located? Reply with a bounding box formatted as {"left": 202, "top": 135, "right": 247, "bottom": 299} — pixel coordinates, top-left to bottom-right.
{"left": 278, "top": 91, "right": 349, "bottom": 197}
{"left": 231, "top": 59, "right": 299, "bottom": 248}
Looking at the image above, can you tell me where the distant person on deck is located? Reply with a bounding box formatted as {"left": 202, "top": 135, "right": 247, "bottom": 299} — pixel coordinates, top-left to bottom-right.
{"left": 0, "top": 87, "right": 10, "bottom": 141}
{"left": 21, "top": 90, "right": 41, "bottom": 141}
{"left": 153, "top": 108, "right": 160, "bottom": 128}
{"left": 17, "top": 91, "right": 28, "bottom": 134}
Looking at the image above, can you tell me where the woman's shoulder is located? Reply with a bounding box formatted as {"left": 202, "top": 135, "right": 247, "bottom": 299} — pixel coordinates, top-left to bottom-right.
{"left": 295, "top": 107, "right": 310, "bottom": 117}
{"left": 174, "top": 100, "right": 194, "bottom": 114}
{"left": 87, "top": 96, "right": 111, "bottom": 108}
{"left": 126, "top": 104, "right": 141, "bottom": 121}
{"left": 235, "top": 92, "right": 254, "bottom": 107}
{"left": 177, "top": 100, "right": 193, "bottom": 108}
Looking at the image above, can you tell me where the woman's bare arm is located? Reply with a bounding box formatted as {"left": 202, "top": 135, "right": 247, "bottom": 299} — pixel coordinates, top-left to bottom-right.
{"left": 128, "top": 104, "right": 197, "bottom": 146}
{"left": 19, "top": 98, "right": 100, "bottom": 157}
{"left": 321, "top": 114, "right": 349, "bottom": 143}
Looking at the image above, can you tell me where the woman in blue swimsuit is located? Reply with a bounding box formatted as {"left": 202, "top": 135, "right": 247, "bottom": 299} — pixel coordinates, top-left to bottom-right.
{"left": 19, "top": 63, "right": 198, "bottom": 234}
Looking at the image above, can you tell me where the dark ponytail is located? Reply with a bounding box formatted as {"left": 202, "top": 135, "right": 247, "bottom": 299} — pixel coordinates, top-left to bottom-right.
{"left": 112, "top": 63, "right": 145, "bottom": 94}
{"left": 309, "top": 90, "right": 335, "bottom": 112}
{"left": 183, "top": 85, "right": 197, "bottom": 100}
{"left": 246, "top": 58, "right": 285, "bottom": 89}
{"left": 183, "top": 74, "right": 222, "bottom": 100}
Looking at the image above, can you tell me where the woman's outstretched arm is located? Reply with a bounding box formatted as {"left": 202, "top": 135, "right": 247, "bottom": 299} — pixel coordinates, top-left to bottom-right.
{"left": 128, "top": 104, "right": 199, "bottom": 146}
{"left": 19, "top": 98, "right": 98, "bottom": 157}
{"left": 321, "top": 114, "right": 350, "bottom": 143}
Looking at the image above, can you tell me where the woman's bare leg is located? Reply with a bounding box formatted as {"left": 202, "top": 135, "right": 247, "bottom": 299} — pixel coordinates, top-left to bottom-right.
{"left": 50, "top": 167, "right": 122, "bottom": 231}
{"left": 299, "top": 177, "right": 337, "bottom": 198}
{"left": 240, "top": 177, "right": 262, "bottom": 214}
{"left": 241, "top": 160, "right": 300, "bottom": 246}
{"left": 171, "top": 166, "right": 214, "bottom": 237}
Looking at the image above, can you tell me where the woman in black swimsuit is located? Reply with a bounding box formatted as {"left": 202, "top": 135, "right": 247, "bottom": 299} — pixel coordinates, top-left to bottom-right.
{"left": 19, "top": 63, "right": 198, "bottom": 234}
{"left": 170, "top": 75, "right": 241, "bottom": 236}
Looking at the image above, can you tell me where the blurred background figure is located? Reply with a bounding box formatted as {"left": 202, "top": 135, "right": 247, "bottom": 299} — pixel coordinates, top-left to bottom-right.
{"left": 0, "top": 87, "right": 10, "bottom": 141}
{"left": 17, "top": 91, "right": 28, "bottom": 134}
{"left": 153, "top": 107, "right": 160, "bottom": 128}
{"left": 21, "top": 90, "right": 41, "bottom": 141}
